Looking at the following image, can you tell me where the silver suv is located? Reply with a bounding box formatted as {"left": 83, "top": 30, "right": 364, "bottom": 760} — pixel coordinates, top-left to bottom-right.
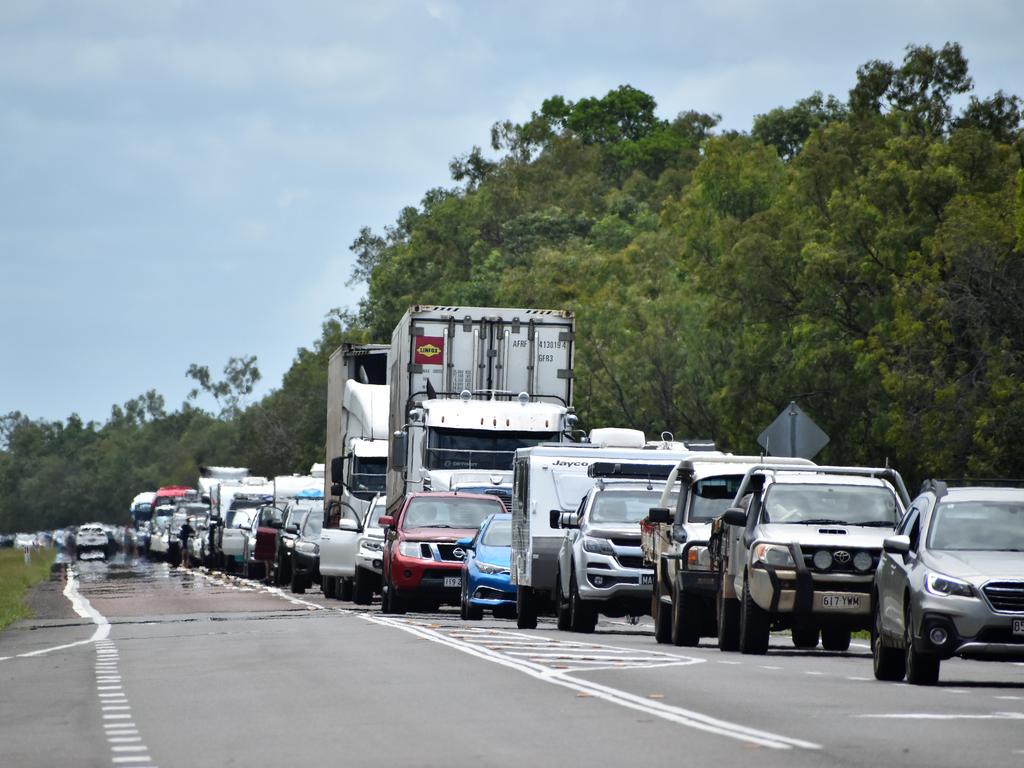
{"left": 554, "top": 479, "right": 674, "bottom": 633}
{"left": 873, "top": 482, "right": 1024, "bottom": 685}
{"left": 711, "top": 465, "right": 909, "bottom": 654}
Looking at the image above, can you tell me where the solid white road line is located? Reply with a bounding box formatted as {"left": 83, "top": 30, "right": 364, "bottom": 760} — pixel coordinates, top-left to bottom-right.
{"left": 856, "top": 712, "right": 1024, "bottom": 720}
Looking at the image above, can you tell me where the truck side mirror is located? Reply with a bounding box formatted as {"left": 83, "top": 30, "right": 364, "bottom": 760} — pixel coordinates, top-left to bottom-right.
{"left": 721, "top": 507, "right": 747, "bottom": 527}
{"left": 330, "top": 456, "right": 345, "bottom": 483}
{"left": 390, "top": 431, "right": 408, "bottom": 470}
{"left": 648, "top": 507, "right": 672, "bottom": 524}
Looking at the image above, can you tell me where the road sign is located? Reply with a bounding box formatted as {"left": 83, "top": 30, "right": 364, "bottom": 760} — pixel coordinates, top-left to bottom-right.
{"left": 757, "top": 401, "right": 829, "bottom": 459}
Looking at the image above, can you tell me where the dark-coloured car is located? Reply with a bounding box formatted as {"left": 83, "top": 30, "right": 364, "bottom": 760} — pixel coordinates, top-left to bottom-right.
{"left": 290, "top": 505, "right": 324, "bottom": 595}
{"left": 272, "top": 496, "right": 319, "bottom": 587}
{"left": 380, "top": 492, "right": 507, "bottom": 614}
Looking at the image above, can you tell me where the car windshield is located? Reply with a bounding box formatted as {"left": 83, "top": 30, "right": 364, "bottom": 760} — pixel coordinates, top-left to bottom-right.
{"left": 154, "top": 515, "right": 171, "bottom": 530}
{"left": 227, "top": 509, "right": 255, "bottom": 529}
{"left": 425, "top": 429, "right": 559, "bottom": 471}
{"left": 689, "top": 476, "right": 744, "bottom": 523}
{"left": 481, "top": 518, "right": 512, "bottom": 547}
{"left": 258, "top": 506, "right": 284, "bottom": 526}
{"left": 402, "top": 497, "right": 503, "bottom": 529}
{"left": 590, "top": 490, "right": 678, "bottom": 524}
{"left": 928, "top": 500, "right": 1024, "bottom": 551}
{"left": 763, "top": 483, "right": 899, "bottom": 526}
{"left": 302, "top": 509, "right": 324, "bottom": 538}
{"left": 364, "top": 503, "right": 385, "bottom": 529}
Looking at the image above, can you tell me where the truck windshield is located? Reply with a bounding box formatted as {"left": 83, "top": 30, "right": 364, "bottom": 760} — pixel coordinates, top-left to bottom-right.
{"left": 591, "top": 491, "right": 678, "bottom": 524}
{"left": 689, "top": 476, "right": 744, "bottom": 522}
{"left": 927, "top": 501, "right": 1024, "bottom": 551}
{"left": 402, "top": 497, "right": 504, "bottom": 529}
{"left": 426, "top": 429, "right": 560, "bottom": 471}
{"left": 352, "top": 457, "right": 387, "bottom": 496}
{"left": 763, "top": 484, "right": 899, "bottom": 526}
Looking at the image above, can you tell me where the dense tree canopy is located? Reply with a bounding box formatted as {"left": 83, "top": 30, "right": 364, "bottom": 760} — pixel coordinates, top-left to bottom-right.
{"left": 3, "top": 43, "right": 1022, "bottom": 532}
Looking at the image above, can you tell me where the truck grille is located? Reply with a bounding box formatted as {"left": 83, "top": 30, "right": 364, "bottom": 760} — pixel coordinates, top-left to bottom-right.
{"left": 982, "top": 582, "right": 1024, "bottom": 613}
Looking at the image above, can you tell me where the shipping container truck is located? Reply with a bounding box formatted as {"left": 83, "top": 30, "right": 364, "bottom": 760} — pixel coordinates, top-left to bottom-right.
{"left": 325, "top": 343, "right": 390, "bottom": 520}
{"left": 386, "top": 305, "right": 578, "bottom": 518}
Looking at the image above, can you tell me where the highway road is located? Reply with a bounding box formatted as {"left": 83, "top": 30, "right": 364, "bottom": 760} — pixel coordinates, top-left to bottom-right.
{"left": 2, "top": 554, "right": 1024, "bottom": 767}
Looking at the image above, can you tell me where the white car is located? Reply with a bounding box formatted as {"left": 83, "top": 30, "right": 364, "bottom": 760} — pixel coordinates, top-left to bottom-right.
{"left": 14, "top": 533, "right": 37, "bottom": 550}
{"left": 319, "top": 495, "right": 387, "bottom": 604}
{"left": 75, "top": 525, "right": 109, "bottom": 559}
{"left": 148, "top": 507, "right": 174, "bottom": 558}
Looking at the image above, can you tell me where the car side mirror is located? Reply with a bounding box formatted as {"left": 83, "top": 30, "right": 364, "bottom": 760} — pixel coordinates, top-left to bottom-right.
{"left": 549, "top": 509, "right": 563, "bottom": 529}
{"left": 285, "top": 523, "right": 299, "bottom": 534}
{"left": 883, "top": 535, "right": 911, "bottom": 555}
{"left": 337, "top": 519, "right": 359, "bottom": 532}
{"left": 721, "top": 507, "right": 747, "bottom": 527}
{"left": 456, "top": 536, "right": 474, "bottom": 547}
{"left": 379, "top": 515, "right": 395, "bottom": 529}
{"left": 559, "top": 512, "right": 580, "bottom": 529}
{"left": 648, "top": 507, "right": 672, "bottom": 525}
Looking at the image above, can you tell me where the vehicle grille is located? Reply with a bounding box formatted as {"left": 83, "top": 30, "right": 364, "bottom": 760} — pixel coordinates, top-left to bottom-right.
{"left": 610, "top": 537, "right": 639, "bottom": 547}
{"left": 616, "top": 555, "right": 645, "bottom": 569}
{"left": 800, "top": 546, "right": 878, "bottom": 574}
{"left": 982, "top": 582, "right": 1024, "bottom": 613}
{"left": 436, "top": 544, "right": 467, "bottom": 562}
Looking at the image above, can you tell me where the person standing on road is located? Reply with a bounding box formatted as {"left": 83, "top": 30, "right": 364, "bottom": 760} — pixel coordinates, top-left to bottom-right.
{"left": 179, "top": 517, "right": 195, "bottom": 568}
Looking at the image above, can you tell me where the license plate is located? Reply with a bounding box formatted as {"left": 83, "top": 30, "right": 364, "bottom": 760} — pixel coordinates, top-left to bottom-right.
{"left": 1013, "top": 619, "right": 1024, "bottom": 636}
{"left": 640, "top": 573, "right": 654, "bottom": 586}
{"left": 443, "top": 576, "right": 461, "bottom": 588}
{"left": 817, "top": 593, "right": 863, "bottom": 611}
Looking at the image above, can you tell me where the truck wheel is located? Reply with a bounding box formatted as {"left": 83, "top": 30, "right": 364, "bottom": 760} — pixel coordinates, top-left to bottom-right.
{"left": 671, "top": 586, "right": 701, "bottom": 647}
{"left": 322, "top": 575, "right": 336, "bottom": 599}
{"left": 717, "top": 589, "right": 741, "bottom": 652}
{"left": 739, "top": 576, "right": 770, "bottom": 654}
{"left": 339, "top": 578, "right": 353, "bottom": 602}
{"left": 555, "top": 571, "right": 571, "bottom": 631}
{"left": 904, "top": 606, "right": 939, "bottom": 685}
{"left": 872, "top": 599, "right": 905, "bottom": 681}
{"left": 516, "top": 586, "right": 538, "bottom": 629}
{"left": 821, "top": 625, "right": 851, "bottom": 652}
{"left": 352, "top": 568, "right": 373, "bottom": 605}
{"left": 791, "top": 625, "right": 819, "bottom": 649}
{"left": 569, "top": 572, "right": 597, "bottom": 634}
{"left": 654, "top": 579, "right": 672, "bottom": 644}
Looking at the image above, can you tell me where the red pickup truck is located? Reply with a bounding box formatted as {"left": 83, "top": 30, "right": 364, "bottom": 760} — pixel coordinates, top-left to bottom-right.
{"left": 380, "top": 492, "right": 506, "bottom": 614}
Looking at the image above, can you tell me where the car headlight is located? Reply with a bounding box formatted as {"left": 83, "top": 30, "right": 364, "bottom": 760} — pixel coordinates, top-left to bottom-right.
{"left": 360, "top": 539, "right": 384, "bottom": 553}
{"left": 925, "top": 572, "right": 974, "bottom": 598}
{"left": 582, "top": 536, "right": 614, "bottom": 556}
{"left": 755, "top": 543, "right": 796, "bottom": 567}
{"left": 399, "top": 541, "right": 430, "bottom": 559}
{"left": 284, "top": 539, "right": 294, "bottom": 549}
{"left": 476, "top": 561, "right": 508, "bottom": 575}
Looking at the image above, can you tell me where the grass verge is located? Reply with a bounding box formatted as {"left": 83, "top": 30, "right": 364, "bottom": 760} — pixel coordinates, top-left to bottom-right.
{"left": 0, "top": 548, "right": 57, "bottom": 631}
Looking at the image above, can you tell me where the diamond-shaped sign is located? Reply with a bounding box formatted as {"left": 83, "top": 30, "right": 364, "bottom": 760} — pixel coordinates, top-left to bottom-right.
{"left": 757, "top": 401, "right": 829, "bottom": 459}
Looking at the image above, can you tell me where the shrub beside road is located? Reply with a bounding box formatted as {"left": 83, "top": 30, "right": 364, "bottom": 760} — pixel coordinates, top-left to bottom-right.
{"left": 0, "top": 547, "right": 56, "bottom": 631}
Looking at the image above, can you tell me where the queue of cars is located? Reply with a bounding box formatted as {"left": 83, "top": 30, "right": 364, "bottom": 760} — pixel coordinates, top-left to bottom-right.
{"left": 126, "top": 448, "right": 1022, "bottom": 688}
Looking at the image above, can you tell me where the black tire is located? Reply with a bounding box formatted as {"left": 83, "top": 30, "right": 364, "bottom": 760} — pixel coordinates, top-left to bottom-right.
{"left": 516, "top": 586, "right": 538, "bottom": 629}
{"left": 323, "top": 575, "right": 336, "bottom": 599}
{"left": 821, "top": 625, "right": 851, "bottom": 652}
{"left": 792, "top": 625, "right": 820, "bottom": 649}
{"left": 290, "top": 565, "right": 306, "bottom": 595}
{"left": 569, "top": 572, "right": 597, "bottom": 634}
{"left": 717, "top": 589, "right": 741, "bottom": 652}
{"left": 904, "top": 607, "right": 940, "bottom": 685}
{"left": 653, "top": 577, "right": 672, "bottom": 645}
{"left": 460, "top": 580, "right": 483, "bottom": 621}
{"left": 381, "top": 581, "right": 395, "bottom": 614}
{"left": 739, "top": 576, "right": 770, "bottom": 655}
{"left": 555, "top": 571, "right": 572, "bottom": 631}
{"left": 872, "top": 598, "right": 905, "bottom": 681}
{"left": 339, "top": 578, "right": 353, "bottom": 602}
{"left": 353, "top": 568, "right": 374, "bottom": 605}
{"left": 671, "top": 585, "right": 701, "bottom": 647}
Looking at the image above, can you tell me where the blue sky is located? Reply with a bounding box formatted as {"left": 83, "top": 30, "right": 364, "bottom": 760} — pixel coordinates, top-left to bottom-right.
{"left": 1, "top": 0, "right": 1021, "bottom": 422}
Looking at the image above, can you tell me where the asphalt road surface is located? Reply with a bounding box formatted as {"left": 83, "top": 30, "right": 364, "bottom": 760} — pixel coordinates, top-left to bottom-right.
{"left": 2, "top": 552, "right": 1024, "bottom": 768}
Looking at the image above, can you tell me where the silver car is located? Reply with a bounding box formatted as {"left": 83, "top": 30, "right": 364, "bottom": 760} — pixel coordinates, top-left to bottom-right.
{"left": 873, "top": 482, "right": 1024, "bottom": 685}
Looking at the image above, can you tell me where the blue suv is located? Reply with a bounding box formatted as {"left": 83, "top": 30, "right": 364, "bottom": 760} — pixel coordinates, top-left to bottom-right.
{"left": 459, "top": 513, "right": 515, "bottom": 620}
